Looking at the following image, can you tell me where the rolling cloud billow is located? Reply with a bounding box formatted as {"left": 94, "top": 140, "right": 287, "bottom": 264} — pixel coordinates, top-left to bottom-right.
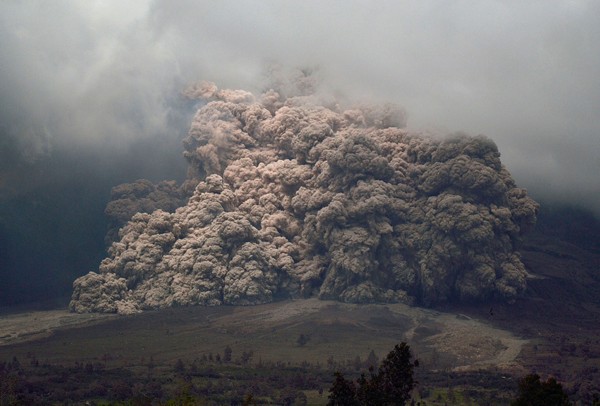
{"left": 1, "top": 1, "right": 598, "bottom": 309}
{"left": 70, "top": 82, "right": 538, "bottom": 314}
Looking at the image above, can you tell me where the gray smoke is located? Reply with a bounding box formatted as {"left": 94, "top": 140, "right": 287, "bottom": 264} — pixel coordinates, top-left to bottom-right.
{"left": 70, "top": 83, "right": 538, "bottom": 314}
{"left": 104, "top": 179, "right": 185, "bottom": 245}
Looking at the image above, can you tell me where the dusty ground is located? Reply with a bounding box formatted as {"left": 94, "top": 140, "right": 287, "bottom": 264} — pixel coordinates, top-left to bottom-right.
{"left": 0, "top": 299, "right": 526, "bottom": 372}
{"left": 0, "top": 310, "right": 117, "bottom": 346}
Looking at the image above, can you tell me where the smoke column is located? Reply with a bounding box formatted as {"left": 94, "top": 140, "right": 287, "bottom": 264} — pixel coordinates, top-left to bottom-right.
{"left": 70, "top": 82, "right": 538, "bottom": 314}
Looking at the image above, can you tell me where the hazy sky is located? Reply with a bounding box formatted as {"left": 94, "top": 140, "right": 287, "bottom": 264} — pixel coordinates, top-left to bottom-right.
{"left": 1, "top": 0, "right": 599, "bottom": 213}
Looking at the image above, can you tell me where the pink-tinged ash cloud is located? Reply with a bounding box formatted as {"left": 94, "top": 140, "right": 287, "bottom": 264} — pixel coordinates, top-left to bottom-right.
{"left": 70, "top": 83, "right": 538, "bottom": 314}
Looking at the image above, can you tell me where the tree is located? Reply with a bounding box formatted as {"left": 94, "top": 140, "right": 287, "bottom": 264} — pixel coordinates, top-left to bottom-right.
{"left": 365, "top": 350, "right": 379, "bottom": 369}
{"left": 355, "top": 370, "right": 381, "bottom": 405}
{"left": 297, "top": 333, "right": 310, "bottom": 347}
{"left": 511, "top": 373, "right": 571, "bottom": 406}
{"left": 279, "top": 387, "right": 307, "bottom": 406}
{"left": 241, "top": 350, "right": 254, "bottom": 364}
{"left": 224, "top": 345, "right": 232, "bottom": 363}
{"left": 328, "top": 343, "right": 418, "bottom": 406}
{"left": 328, "top": 372, "right": 359, "bottom": 406}
{"left": 174, "top": 358, "right": 185, "bottom": 374}
{"left": 376, "top": 343, "right": 417, "bottom": 405}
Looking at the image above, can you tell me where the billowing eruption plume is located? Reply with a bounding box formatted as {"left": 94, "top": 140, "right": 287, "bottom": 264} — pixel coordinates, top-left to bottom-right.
{"left": 104, "top": 179, "right": 184, "bottom": 245}
{"left": 70, "top": 82, "right": 538, "bottom": 314}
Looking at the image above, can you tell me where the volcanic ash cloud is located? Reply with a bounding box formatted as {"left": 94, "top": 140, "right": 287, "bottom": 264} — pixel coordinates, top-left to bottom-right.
{"left": 70, "top": 82, "right": 539, "bottom": 314}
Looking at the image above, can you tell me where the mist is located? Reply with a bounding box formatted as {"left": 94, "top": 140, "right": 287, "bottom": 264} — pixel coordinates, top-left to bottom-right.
{"left": 1, "top": 1, "right": 599, "bottom": 306}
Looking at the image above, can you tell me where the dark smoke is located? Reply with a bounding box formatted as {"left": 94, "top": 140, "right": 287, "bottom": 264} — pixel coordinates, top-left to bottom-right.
{"left": 0, "top": 122, "right": 190, "bottom": 307}
{"left": 70, "top": 83, "right": 538, "bottom": 314}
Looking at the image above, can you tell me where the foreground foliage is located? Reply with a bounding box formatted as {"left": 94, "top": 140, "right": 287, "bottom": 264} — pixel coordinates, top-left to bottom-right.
{"left": 328, "top": 343, "right": 417, "bottom": 405}
{"left": 1, "top": 342, "right": 593, "bottom": 405}
{"left": 511, "top": 373, "right": 571, "bottom": 406}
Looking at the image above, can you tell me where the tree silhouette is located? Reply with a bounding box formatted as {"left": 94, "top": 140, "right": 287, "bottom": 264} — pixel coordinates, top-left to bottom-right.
{"left": 241, "top": 350, "right": 254, "bottom": 364}
{"left": 376, "top": 343, "right": 417, "bottom": 405}
{"left": 355, "top": 369, "right": 381, "bottom": 405}
{"left": 328, "top": 372, "right": 359, "bottom": 406}
{"left": 223, "top": 345, "right": 232, "bottom": 363}
{"left": 328, "top": 343, "right": 418, "bottom": 406}
{"left": 365, "top": 349, "right": 379, "bottom": 369}
{"left": 297, "top": 333, "right": 310, "bottom": 347}
{"left": 511, "top": 373, "right": 571, "bottom": 406}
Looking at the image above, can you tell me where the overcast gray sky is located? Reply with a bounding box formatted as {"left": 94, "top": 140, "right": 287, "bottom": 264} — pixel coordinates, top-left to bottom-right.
{"left": 1, "top": 0, "right": 599, "bottom": 214}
